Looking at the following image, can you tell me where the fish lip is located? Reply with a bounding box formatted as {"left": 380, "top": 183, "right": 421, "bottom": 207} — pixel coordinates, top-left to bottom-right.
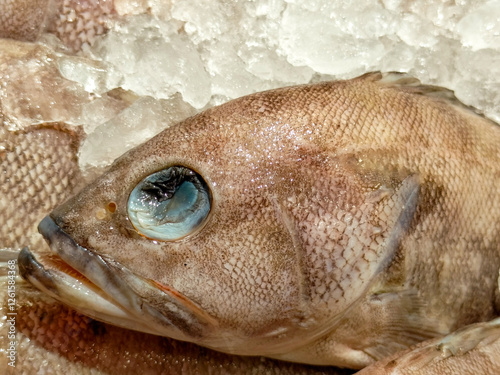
{"left": 18, "top": 246, "right": 58, "bottom": 293}
{"left": 18, "top": 246, "right": 160, "bottom": 333}
{"left": 28, "top": 215, "right": 215, "bottom": 341}
{"left": 36, "top": 215, "right": 142, "bottom": 312}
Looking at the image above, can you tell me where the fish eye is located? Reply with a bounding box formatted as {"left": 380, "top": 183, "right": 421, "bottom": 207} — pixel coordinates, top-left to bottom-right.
{"left": 127, "top": 166, "right": 211, "bottom": 241}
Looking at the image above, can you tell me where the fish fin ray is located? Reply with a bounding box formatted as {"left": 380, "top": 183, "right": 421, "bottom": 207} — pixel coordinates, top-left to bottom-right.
{"left": 358, "top": 317, "right": 500, "bottom": 374}
{"left": 360, "top": 290, "right": 445, "bottom": 361}
{"left": 357, "top": 71, "right": 492, "bottom": 121}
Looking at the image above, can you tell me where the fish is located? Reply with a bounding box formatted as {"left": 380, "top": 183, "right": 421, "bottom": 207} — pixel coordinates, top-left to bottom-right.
{"left": 0, "top": 37, "right": 343, "bottom": 375}
{"left": 17, "top": 71, "right": 500, "bottom": 373}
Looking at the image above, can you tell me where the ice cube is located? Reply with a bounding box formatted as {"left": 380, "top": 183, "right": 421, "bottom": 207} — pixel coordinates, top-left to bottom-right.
{"left": 456, "top": 0, "right": 500, "bottom": 51}
{"left": 78, "top": 93, "right": 197, "bottom": 171}
{"left": 90, "top": 15, "right": 211, "bottom": 108}
{"left": 279, "top": 3, "right": 387, "bottom": 76}
{"left": 0, "top": 40, "right": 91, "bottom": 131}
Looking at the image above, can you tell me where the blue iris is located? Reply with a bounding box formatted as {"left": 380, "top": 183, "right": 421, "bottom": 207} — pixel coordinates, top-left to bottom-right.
{"left": 127, "top": 166, "right": 211, "bottom": 240}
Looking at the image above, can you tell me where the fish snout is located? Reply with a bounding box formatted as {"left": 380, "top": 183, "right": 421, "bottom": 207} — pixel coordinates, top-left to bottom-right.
{"left": 38, "top": 215, "right": 70, "bottom": 251}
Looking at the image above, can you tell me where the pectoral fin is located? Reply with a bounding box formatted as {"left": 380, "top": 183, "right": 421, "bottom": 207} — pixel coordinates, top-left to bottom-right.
{"left": 356, "top": 317, "right": 500, "bottom": 374}
{"left": 371, "top": 174, "right": 420, "bottom": 275}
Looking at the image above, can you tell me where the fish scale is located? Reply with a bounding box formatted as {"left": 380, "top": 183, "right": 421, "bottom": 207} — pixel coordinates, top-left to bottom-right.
{"left": 0, "top": 124, "right": 83, "bottom": 250}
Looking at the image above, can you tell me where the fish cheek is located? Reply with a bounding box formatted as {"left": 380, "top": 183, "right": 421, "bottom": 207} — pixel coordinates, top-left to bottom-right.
{"left": 128, "top": 197, "right": 307, "bottom": 348}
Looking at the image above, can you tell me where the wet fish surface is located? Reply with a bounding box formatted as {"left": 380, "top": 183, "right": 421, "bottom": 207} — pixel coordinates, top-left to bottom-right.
{"left": 0, "top": 38, "right": 344, "bottom": 375}
{"left": 17, "top": 71, "right": 500, "bottom": 372}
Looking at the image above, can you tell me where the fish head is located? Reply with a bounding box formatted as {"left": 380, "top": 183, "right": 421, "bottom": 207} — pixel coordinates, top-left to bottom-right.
{"left": 20, "top": 81, "right": 421, "bottom": 363}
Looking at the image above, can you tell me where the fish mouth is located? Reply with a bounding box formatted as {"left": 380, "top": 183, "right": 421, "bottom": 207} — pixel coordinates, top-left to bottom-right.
{"left": 19, "top": 216, "right": 217, "bottom": 341}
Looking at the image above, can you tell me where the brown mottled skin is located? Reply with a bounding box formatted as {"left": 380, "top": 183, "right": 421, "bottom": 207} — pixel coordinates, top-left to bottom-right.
{"left": 0, "top": 0, "right": 115, "bottom": 51}
{"left": 0, "top": 0, "right": 51, "bottom": 41}
{"left": 23, "top": 72, "right": 500, "bottom": 371}
{"left": 0, "top": 123, "right": 83, "bottom": 250}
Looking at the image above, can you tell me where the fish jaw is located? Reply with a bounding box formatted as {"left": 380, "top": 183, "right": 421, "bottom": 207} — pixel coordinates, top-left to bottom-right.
{"left": 17, "top": 246, "right": 160, "bottom": 335}
{"left": 18, "top": 215, "right": 219, "bottom": 343}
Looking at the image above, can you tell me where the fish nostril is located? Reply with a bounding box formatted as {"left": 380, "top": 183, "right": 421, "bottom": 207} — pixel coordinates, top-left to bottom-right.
{"left": 106, "top": 201, "right": 117, "bottom": 213}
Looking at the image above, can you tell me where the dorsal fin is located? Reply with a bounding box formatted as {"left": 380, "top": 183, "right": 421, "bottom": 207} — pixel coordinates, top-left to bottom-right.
{"left": 356, "top": 71, "right": 489, "bottom": 120}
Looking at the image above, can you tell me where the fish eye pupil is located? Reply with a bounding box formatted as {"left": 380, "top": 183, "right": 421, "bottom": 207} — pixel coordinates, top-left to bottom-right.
{"left": 127, "top": 166, "right": 211, "bottom": 241}
{"left": 141, "top": 168, "right": 200, "bottom": 203}
{"left": 142, "top": 178, "right": 177, "bottom": 202}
